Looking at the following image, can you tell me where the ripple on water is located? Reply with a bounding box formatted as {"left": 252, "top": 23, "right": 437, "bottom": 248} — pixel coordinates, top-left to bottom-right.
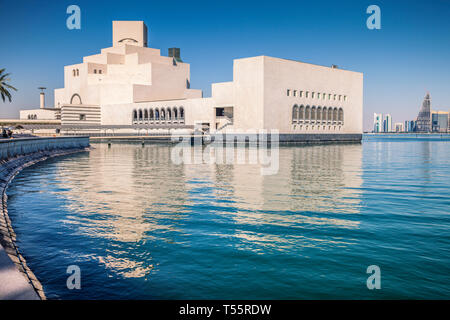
{"left": 6, "top": 140, "right": 450, "bottom": 299}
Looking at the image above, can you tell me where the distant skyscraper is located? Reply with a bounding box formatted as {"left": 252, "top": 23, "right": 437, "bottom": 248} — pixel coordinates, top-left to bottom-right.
{"left": 415, "top": 93, "right": 431, "bottom": 132}
{"left": 383, "top": 114, "right": 392, "bottom": 132}
{"left": 404, "top": 120, "right": 415, "bottom": 132}
{"left": 373, "top": 113, "right": 383, "bottom": 133}
{"left": 394, "top": 122, "right": 404, "bottom": 132}
{"left": 431, "top": 111, "right": 449, "bottom": 132}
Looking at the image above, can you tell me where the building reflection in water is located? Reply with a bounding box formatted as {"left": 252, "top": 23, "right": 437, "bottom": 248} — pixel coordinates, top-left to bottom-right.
{"left": 54, "top": 142, "right": 363, "bottom": 278}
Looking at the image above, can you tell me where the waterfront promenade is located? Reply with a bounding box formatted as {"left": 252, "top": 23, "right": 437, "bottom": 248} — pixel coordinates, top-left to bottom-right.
{"left": 0, "top": 136, "right": 89, "bottom": 300}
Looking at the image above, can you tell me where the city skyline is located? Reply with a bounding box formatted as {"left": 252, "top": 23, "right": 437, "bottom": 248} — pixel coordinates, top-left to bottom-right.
{"left": 372, "top": 93, "right": 449, "bottom": 133}
{"left": 1, "top": 0, "right": 450, "bottom": 131}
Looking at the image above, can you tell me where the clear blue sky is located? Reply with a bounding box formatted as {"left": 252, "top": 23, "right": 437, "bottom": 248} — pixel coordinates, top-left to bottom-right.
{"left": 1, "top": 0, "right": 449, "bottom": 130}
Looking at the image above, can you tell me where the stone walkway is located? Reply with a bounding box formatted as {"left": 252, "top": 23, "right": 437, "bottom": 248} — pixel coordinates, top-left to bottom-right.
{"left": 0, "top": 244, "right": 39, "bottom": 300}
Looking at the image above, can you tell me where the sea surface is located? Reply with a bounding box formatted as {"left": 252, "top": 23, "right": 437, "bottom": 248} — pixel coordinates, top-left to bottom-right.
{"left": 6, "top": 135, "right": 450, "bottom": 299}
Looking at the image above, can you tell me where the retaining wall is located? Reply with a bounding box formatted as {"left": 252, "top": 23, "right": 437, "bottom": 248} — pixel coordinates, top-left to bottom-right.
{"left": 0, "top": 136, "right": 89, "bottom": 300}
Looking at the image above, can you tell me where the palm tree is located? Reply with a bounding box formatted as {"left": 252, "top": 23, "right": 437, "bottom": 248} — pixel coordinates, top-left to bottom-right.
{"left": 0, "top": 68, "right": 18, "bottom": 102}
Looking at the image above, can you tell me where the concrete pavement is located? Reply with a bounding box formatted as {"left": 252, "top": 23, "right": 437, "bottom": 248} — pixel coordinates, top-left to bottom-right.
{"left": 0, "top": 244, "right": 39, "bottom": 300}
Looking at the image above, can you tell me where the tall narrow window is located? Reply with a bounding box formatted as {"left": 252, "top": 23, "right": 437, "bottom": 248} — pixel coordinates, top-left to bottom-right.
{"left": 339, "top": 108, "right": 344, "bottom": 122}
{"left": 299, "top": 105, "right": 305, "bottom": 120}
{"left": 173, "top": 107, "right": 178, "bottom": 119}
{"left": 292, "top": 105, "right": 298, "bottom": 123}
{"left": 305, "top": 106, "right": 311, "bottom": 120}
{"left": 311, "top": 106, "right": 316, "bottom": 120}
{"left": 180, "top": 107, "right": 185, "bottom": 119}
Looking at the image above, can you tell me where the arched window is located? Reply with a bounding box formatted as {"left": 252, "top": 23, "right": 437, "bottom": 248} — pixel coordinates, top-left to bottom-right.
{"left": 305, "top": 105, "right": 310, "bottom": 120}
{"left": 70, "top": 93, "right": 82, "bottom": 104}
{"left": 311, "top": 106, "right": 316, "bottom": 121}
{"left": 317, "top": 107, "right": 322, "bottom": 121}
{"left": 73, "top": 69, "right": 76, "bottom": 77}
{"left": 173, "top": 107, "right": 178, "bottom": 119}
{"left": 328, "top": 108, "right": 333, "bottom": 122}
{"left": 339, "top": 108, "right": 344, "bottom": 122}
{"left": 166, "top": 108, "right": 172, "bottom": 120}
{"left": 149, "top": 109, "right": 154, "bottom": 120}
{"left": 155, "top": 109, "right": 160, "bottom": 120}
{"left": 322, "top": 107, "right": 327, "bottom": 121}
{"left": 76, "top": 69, "right": 79, "bottom": 76}
{"left": 333, "top": 107, "right": 338, "bottom": 122}
{"left": 138, "top": 109, "right": 143, "bottom": 121}
{"left": 144, "top": 109, "right": 148, "bottom": 121}
{"left": 160, "top": 109, "right": 165, "bottom": 120}
{"left": 118, "top": 38, "right": 138, "bottom": 44}
{"left": 179, "top": 107, "right": 185, "bottom": 119}
{"left": 292, "top": 105, "right": 298, "bottom": 123}
{"left": 132, "top": 110, "right": 137, "bottom": 122}
{"left": 299, "top": 105, "right": 304, "bottom": 120}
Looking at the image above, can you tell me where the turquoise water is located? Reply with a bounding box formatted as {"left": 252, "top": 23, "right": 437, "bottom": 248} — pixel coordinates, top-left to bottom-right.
{"left": 6, "top": 137, "right": 450, "bottom": 299}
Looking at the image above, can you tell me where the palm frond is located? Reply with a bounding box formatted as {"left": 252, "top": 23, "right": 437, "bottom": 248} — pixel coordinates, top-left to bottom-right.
{"left": 0, "top": 68, "right": 16, "bottom": 102}
{"left": 3, "top": 83, "right": 17, "bottom": 91}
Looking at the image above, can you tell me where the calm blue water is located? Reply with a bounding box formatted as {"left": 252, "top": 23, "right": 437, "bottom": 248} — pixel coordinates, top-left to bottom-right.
{"left": 6, "top": 136, "right": 450, "bottom": 299}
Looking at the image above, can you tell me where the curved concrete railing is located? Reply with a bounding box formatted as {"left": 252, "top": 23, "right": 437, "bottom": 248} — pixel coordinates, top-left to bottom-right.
{"left": 0, "top": 136, "right": 89, "bottom": 300}
{"left": 0, "top": 136, "right": 89, "bottom": 161}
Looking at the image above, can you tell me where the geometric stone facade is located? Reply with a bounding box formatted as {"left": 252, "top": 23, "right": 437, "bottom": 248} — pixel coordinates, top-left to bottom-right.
{"left": 20, "top": 21, "right": 364, "bottom": 139}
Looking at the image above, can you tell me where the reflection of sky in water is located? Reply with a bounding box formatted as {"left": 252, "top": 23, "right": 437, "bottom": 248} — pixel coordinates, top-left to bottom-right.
{"left": 6, "top": 139, "right": 450, "bottom": 299}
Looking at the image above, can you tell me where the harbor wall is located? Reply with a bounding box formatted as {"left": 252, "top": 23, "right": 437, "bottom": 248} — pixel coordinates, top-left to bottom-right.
{"left": 0, "top": 136, "right": 89, "bottom": 300}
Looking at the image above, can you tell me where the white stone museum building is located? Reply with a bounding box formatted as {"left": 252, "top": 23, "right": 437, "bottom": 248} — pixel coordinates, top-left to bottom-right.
{"left": 20, "top": 21, "right": 363, "bottom": 141}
